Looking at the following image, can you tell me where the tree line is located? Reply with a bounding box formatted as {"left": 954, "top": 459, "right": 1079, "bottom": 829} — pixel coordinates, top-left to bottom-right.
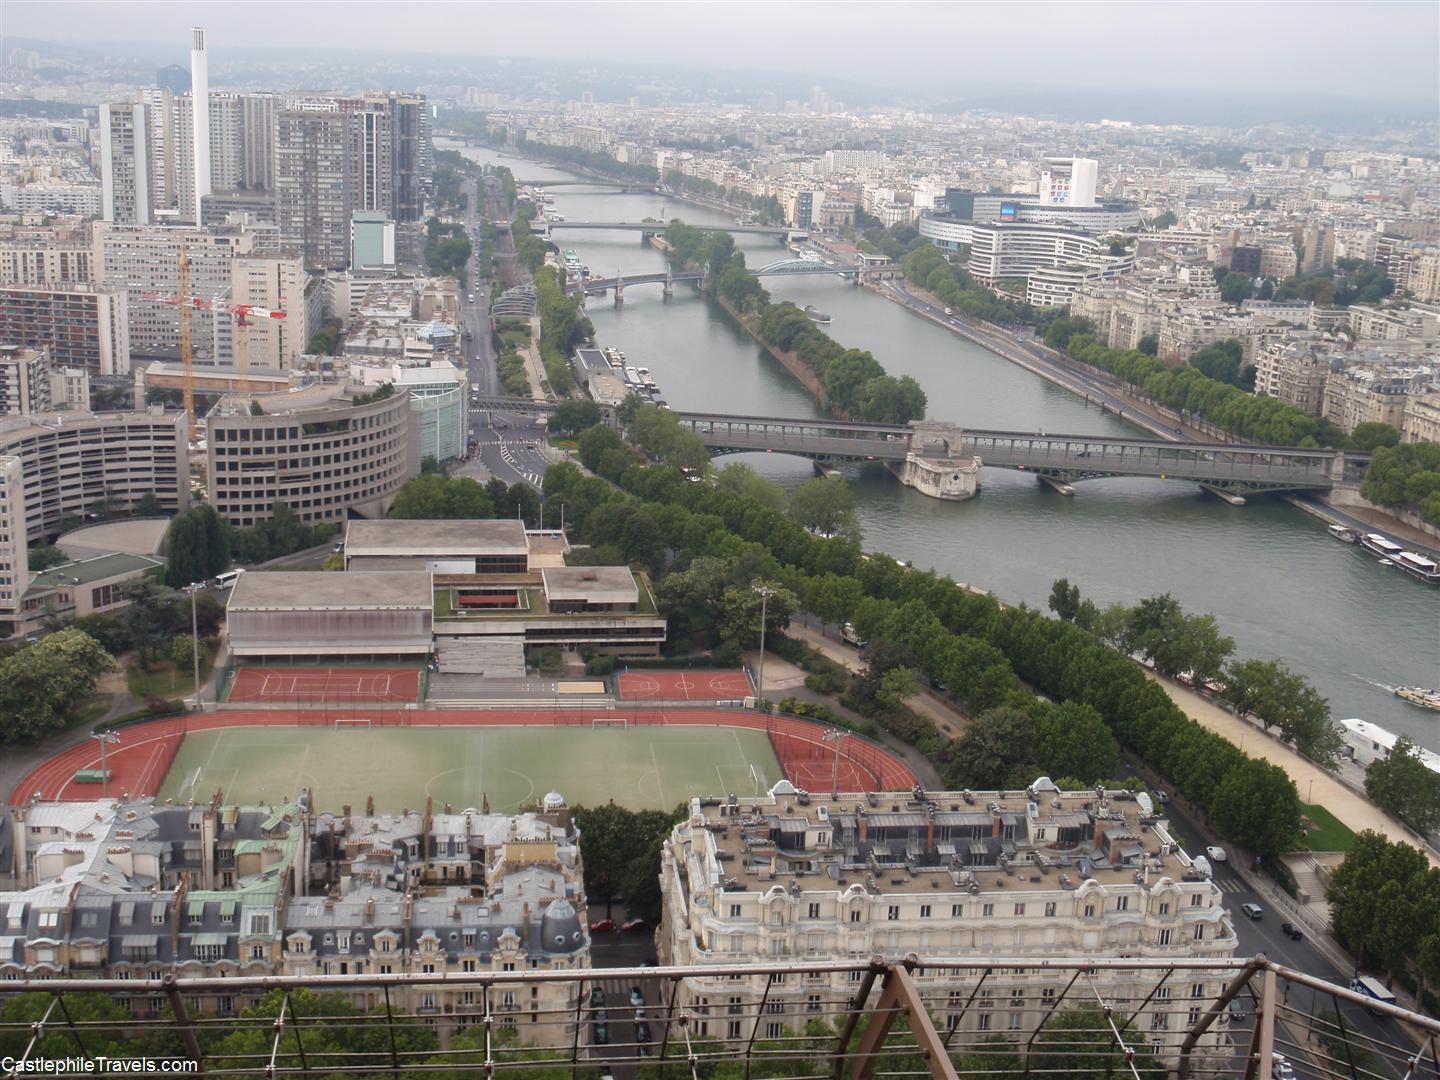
{"left": 662, "top": 169, "right": 785, "bottom": 223}
{"left": 659, "top": 222, "right": 927, "bottom": 425}
{"left": 541, "top": 436, "right": 1307, "bottom": 859}
{"left": 164, "top": 503, "right": 338, "bottom": 584}
{"left": 1360, "top": 441, "right": 1440, "bottom": 527}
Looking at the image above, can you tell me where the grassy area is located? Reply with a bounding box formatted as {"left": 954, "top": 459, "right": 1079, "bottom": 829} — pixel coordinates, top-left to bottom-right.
{"left": 1300, "top": 802, "right": 1357, "bottom": 853}
{"left": 157, "top": 726, "right": 782, "bottom": 813}
{"left": 126, "top": 639, "right": 219, "bottom": 701}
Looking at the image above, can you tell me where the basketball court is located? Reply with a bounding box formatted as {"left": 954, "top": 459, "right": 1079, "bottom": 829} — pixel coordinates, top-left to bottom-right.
{"left": 227, "top": 666, "right": 421, "bottom": 704}
{"left": 617, "top": 668, "right": 752, "bottom": 701}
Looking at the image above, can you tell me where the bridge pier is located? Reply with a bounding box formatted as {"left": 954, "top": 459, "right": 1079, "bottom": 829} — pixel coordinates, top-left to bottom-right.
{"left": 1036, "top": 475, "right": 1076, "bottom": 496}
{"left": 614, "top": 279, "right": 624, "bottom": 307}
{"left": 663, "top": 270, "right": 673, "bottom": 299}
{"left": 1199, "top": 484, "right": 1246, "bottom": 506}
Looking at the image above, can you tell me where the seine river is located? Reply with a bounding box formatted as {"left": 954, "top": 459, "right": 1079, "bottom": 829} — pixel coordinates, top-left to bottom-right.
{"left": 447, "top": 141, "right": 1439, "bottom": 751}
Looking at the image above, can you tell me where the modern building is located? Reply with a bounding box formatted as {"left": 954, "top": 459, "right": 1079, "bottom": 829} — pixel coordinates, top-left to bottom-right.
{"left": 274, "top": 107, "right": 362, "bottom": 269}
{"left": 1040, "top": 156, "right": 1099, "bottom": 207}
{"left": 226, "top": 571, "right": 433, "bottom": 662}
{"left": 351, "top": 211, "right": 397, "bottom": 272}
{"left": 136, "top": 88, "right": 177, "bottom": 212}
{"left": 660, "top": 784, "right": 1237, "bottom": 1061}
{"left": 98, "top": 102, "right": 152, "bottom": 225}
{"left": 200, "top": 191, "right": 278, "bottom": 227}
{"left": 0, "top": 455, "right": 26, "bottom": 636}
{"left": 342, "top": 518, "right": 531, "bottom": 573}
{"left": 962, "top": 221, "right": 1131, "bottom": 298}
{"left": 0, "top": 407, "right": 188, "bottom": 541}
{"left": 205, "top": 383, "right": 420, "bottom": 527}
{"left": 0, "top": 345, "right": 51, "bottom": 416}
{"left": 350, "top": 360, "right": 466, "bottom": 461}
{"left": 228, "top": 252, "right": 311, "bottom": 372}
{"left": 0, "top": 284, "right": 130, "bottom": 377}
{"left": 0, "top": 239, "right": 96, "bottom": 287}
{"left": 16, "top": 552, "right": 164, "bottom": 638}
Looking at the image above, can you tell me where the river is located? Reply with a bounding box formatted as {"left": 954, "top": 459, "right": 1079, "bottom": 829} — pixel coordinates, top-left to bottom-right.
{"left": 446, "top": 140, "right": 1440, "bottom": 752}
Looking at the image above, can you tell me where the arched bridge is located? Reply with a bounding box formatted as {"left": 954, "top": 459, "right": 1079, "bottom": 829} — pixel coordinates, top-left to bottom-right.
{"left": 534, "top": 220, "right": 792, "bottom": 237}
{"left": 670, "top": 413, "right": 1348, "bottom": 497}
{"left": 565, "top": 259, "right": 898, "bottom": 297}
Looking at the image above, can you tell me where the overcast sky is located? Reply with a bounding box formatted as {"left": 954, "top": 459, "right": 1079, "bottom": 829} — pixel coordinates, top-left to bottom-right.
{"left": 7, "top": 1, "right": 1438, "bottom": 101}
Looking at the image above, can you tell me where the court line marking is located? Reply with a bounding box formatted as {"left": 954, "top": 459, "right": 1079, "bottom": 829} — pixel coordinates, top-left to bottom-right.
{"left": 649, "top": 741, "right": 666, "bottom": 809}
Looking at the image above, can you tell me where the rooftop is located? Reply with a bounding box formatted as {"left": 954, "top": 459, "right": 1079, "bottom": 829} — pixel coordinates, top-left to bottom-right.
{"left": 27, "top": 552, "right": 162, "bottom": 593}
{"left": 345, "top": 519, "right": 529, "bottom": 557}
{"left": 228, "top": 571, "right": 433, "bottom": 611}
{"left": 542, "top": 566, "right": 640, "bottom": 605}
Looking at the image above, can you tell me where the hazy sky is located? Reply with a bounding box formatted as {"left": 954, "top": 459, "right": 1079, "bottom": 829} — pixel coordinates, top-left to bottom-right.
{"left": 7, "top": 0, "right": 1439, "bottom": 101}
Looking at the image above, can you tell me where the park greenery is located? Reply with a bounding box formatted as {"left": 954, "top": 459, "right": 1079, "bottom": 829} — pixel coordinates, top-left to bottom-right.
{"left": 534, "top": 263, "right": 591, "bottom": 392}
{"left": 1359, "top": 440, "right": 1440, "bottom": 526}
{"left": 510, "top": 204, "right": 548, "bottom": 275}
{"left": 549, "top": 399, "right": 602, "bottom": 435}
{"left": 0, "top": 628, "right": 115, "bottom": 742}
{"left": 512, "top": 135, "right": 660, "bottom": 184}
{"left": 542, "top": 438, "right": 1308, "bottom": 859}
{"left": 387, "top": 472, "right": 540, "bottom": 524}
{"left": 661, "top": 222, "right": 927, "bottom": 425}
{"left": 1273, "top": 258, "right": 1394, "bottom": 308}
{"left": 1364, "top": 736, "right": 1440, "bottom": 835}
{"left": 423, "top": 216, "right": 471, "bottom": 282}
{"left": 1327, "top": 830, "right": 1440, "bottom": 1008}
{"left": 571, "top": 802, "right": 686, "bottom": 923}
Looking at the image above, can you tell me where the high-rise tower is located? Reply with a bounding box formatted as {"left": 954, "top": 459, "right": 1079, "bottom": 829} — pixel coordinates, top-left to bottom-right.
{"left": 189, "top": 27, "right": 211, "bottom": 221}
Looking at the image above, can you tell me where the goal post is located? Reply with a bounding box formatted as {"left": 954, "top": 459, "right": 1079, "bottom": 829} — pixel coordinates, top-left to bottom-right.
{"left": 591, "top": 718, "right": 628, "bottom": 730}
{"left": 333, "top": 717, "right": 372, "bottom": 729}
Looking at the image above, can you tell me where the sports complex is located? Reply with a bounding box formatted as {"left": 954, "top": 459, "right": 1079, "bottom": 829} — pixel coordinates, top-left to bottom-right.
{"left": 10, "top": 664, "right": 918, "bottom": 814}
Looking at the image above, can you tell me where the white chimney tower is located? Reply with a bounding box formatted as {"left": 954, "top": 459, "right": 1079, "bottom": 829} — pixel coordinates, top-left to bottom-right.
{"left": 189, "top": 27, "right": 211, "bottom": 221}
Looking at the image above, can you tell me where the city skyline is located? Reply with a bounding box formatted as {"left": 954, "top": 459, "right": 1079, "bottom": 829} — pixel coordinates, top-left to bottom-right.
{"left": 4, "top": 0, "right": 1438, "bottom": 105}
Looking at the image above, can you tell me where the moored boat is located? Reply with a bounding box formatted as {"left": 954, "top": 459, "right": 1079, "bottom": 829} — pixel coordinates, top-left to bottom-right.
{"left": 1360, "top": 533, "right": 1404, "bottom": 559}
{"left": 1327, "top": 524, "right": 1359, "bottom": 543}
{"left": 1394, "top": 550, "right": 1440, "bottom": 584}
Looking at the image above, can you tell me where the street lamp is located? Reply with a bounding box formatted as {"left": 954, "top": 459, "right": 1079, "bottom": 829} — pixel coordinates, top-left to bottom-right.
{"left": 90, "top": 731, "right": 119, "bottom": 799}
{"left": 822, "top": 729, "right": 848, "bottom": 800}
{"left": 183, "top": 582, "right": 204, "bottom": 709}
{"left": 753, "top": 585, "right": 776, "bottom": 704}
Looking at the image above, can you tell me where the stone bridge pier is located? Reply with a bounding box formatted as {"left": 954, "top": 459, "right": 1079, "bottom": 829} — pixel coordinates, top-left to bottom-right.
{"left": 891, "top": 422, "right": 982, "bottom": 501}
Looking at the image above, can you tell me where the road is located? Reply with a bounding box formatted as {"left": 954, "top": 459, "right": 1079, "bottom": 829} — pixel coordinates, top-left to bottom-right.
{"left": 460, "top": 174, "right": 553, "bottom": 490}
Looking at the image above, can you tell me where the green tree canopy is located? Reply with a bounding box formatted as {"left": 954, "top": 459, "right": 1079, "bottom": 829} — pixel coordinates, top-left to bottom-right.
{"left": 1365, "top": 735, "right": 1440, "bottom": 835}
{"left": 788, "top": 477, "right": 861, "bottom": 544}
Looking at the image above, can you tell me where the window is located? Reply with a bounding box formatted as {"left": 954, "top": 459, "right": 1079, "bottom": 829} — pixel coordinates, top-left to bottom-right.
{"left": 727, "top": 1021, "right": 742, "bottom": 1039}
{"left": 1044, "top": 902, "right": 1056, "bottom": 918}
{"left": 1190, "top": 894, "right": 1204, "bottom": 907}
{"left": 766, "top": 1022, "right": 783, "bottom": 1039}
{"left": 887, "top": 905, "right": 899, "bottom": 921}
{"left": 1150, "top": 1013, "right": 1168, "bottom": 1030}
{"left": 730, "top": 904, "right": 742, "bottom": 918}
{"left": 1187, "top": 1008, "right": 1201, "bottom": 1027}
{"left": 1009, "top": 1012, "right": 1024, "bottom": 1031}
{"left": 1013, "top": 903, "right": 1025, "bottom": 917}
{"left": 982, "top": 903, "right": 994, "bottom": 917}
{"left": 808, "top": 903, "right": 820, "bottom": 919}
{"left": 951, "top": 904, "right": 963, "bottom": 918}
{"left": 849, "top": 909, "right": 862, "bottom": 924}
{"left": 766, "top": 1002, "right": 783, "bottom": 1014}
{"left": 920, "top": 904, "right": 932, "bottom": 918}
{"left": 807, "top": 994, "right": 821, "bottom": 1013}
{"left": 1041, "top": 988, "right": 1055, "bottom": 1004}
{"left": 1191, "top": 982, "right": 1205, "bottom": 998}
{"left": 1115, "top": 896, "right": 1129, "bottom": 911}
{"left": 1157, "top": 929, "right": 1172, "bottom": 946}
{"left": 1193, "top": 924, "right": 1205, "bottom": 941}
{"left": 1010, "top": 990, "right": 1024, "bottom": 1007}
{"left": 978, "top": 989, "right": 993, "bottom": 1009}
{"left": 1159, "top": 902, "right": 1171, "bottom": 916}
{"left": 1084, "top": 904, "right": 1096, "bottom": 918}
{"left": 977, "top": 1013, "right": 992, "bottom": 1032}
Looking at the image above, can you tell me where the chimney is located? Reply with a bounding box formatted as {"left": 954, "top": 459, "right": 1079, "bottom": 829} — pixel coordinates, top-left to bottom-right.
{"left": 926, "top": 805, "right": 935, "bottom": 852}
{"left": 366, "top": 795, "right": 374, "bottom": 816}
{"left": 342, "top": 804, "right": 351, "bottom": 820}
{"left": 991, "top": 809, "right": 1002, "bottom": 838}
{"left": 857, "top": 805, "right": 867, "bottom": 842}
{"left": 1092, "top": 818, "right": 1106, "bottom": 853}
{"left": 365, "top": 896, "right": 374, "bottom": 923}
{"left": 189, "top": 28, "right": 211, "bottom": 220}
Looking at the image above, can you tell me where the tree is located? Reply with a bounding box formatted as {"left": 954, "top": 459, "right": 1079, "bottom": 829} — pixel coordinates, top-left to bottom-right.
{"left": 551, "top": 399, "right": 603, "bottom": 436}
{"left": 946, "top": 706, "right": 1040, "bottom": 789}
{"left": 169, "top": 634, "right": 196, "bottom": 674}
{"left": 388, "top": 474, "right": 495, "bottom": 519}
{"left": 1219, "top": 272, "right": 1255, "bottom": 304}
{"left": 577, "top": 424, "right": 625, "bottom": 473}
{"left": 1221, "top": 658, "right": 1338, "bottom": 765}
{"left": 1365, "top": 736, "right": 1440, "bottom": 834}
{"left": 1349, "top": 421, "right": 1400, "bottom": 451}
{"left": 1047, "top": 578, "right": 1081, "bottom": 622}
{"left": 1137, "top": 334, "right": 1159, "bottom": 356}
{"left": 1327, "top": 830, "right": 1438, "bottom": 983}
{"left": 27, "top": 542, "right": 69, "bottom": 571}
{"left": 0, "top": 628, "right": 116, "bottom": 743}
{"left": 788, "top": 477, "right": 861, "bottom": 544}
{"left": 1208, "top": 758, "right": 1302, "bottom": 857}
{"left": 716, "top": 580, "right": 797, "bottom": 649}
{"left": 715, "top": 463, "right": 785, "bottom": 511}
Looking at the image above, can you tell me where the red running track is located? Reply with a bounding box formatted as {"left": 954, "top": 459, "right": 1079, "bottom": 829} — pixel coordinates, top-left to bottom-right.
{"left": 9, "top": 708, "right": 917, "bottom": 805}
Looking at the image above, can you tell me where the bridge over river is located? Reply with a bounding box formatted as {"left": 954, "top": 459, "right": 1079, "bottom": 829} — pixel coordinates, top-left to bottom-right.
{"left": 468, "top": 398, "right": 1356, "bottom": 502}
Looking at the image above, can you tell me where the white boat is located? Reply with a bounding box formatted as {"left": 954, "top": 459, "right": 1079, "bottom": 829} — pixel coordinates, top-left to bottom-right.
{"left": 1394, "top": 550, "right": 1440, "bottom": 584}
{"left": 1360, "top": 533, "right": 1404, "bottom": 559}
{"left": 1327, "top": 524, "right": 1359, "bottom": 543}
{"left": 1341, "top": 717, "right": 1440, "bottom": 772}
{"left": 1378, "top": 558, "right": 1395, "bottom": 567}
{"left": 637, "top": 367, "right": 651, "bottom": 378}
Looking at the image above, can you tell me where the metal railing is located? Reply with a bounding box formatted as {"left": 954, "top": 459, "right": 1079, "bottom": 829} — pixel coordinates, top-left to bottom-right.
{"left": 2, "top": 956, "right": 1436, "bottom": 1079}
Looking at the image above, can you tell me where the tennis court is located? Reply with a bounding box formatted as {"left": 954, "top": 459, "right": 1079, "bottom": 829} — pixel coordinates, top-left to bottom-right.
{"left": 617, "top": 668, "right": 753, "bottom": 701}
{"left": 154, "top": 723, "right": 782, "bottom": 813}
{"left": 227, "top": 666, "right": 422, "bottom": 704}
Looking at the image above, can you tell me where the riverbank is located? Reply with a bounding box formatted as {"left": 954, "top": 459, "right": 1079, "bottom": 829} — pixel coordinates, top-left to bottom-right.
{"left": 712, "top": 294, "right": 830, "bottom": 406}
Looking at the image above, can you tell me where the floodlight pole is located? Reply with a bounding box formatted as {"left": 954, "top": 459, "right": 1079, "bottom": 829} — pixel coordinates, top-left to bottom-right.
{"left": 824, "top": 729, "right": 847, "bottom": 800}
{"left": 753, "top": 585, "right": 775, "bottom": 705}
{"left": 91, "top": 731, "right": 120, "bottom": 799}
{"left": 186, "top": 583, "right": 203, "bottom": 709}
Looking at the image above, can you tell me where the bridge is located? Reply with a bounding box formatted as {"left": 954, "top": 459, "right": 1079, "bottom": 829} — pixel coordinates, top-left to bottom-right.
{"left": 565, "top": 259, "right": 901, "bottom": 298}
{"left": 533, "top": 220, "right": 792, "bottom": 238}
{"left": 518, "top": 179, "right": 659, "bottom": 191}
{"left": 668, "top": 412, "right": 1348, "bottom": 498}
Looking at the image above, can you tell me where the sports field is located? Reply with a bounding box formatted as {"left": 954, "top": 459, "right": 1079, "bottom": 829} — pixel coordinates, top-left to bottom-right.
{"left": 154, "top": 725, "right": 783, "bottom": 813}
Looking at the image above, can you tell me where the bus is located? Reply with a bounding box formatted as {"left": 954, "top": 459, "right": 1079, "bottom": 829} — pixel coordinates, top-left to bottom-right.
{"left": 214, "top": 568, "right": 246, "bottom": 591}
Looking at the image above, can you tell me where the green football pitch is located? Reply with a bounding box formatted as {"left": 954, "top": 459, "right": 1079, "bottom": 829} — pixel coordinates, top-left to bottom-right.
{"left": 155, "top": 725, "right": 783, "bottom": 813}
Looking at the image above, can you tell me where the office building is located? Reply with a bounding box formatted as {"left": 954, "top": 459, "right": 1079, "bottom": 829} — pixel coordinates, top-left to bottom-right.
{"left": 137, "top": 88, "right": 178, "bottom": 211}
{"left": 228, "top": 253, "right": 311, "bottom": 371}
{"left": 206, "top": 383, "right": 419, "bottom": 527}
{"left": 0, "top": 345, "right": 51, "bottom": 416}
{"left": 275, "top": 108, "right": 361, "bottom": 269}
{"left": 0, "top": 239, "right": 95, "bottom": 287}
{"left": 660, "top": 784, "right": 1236, "bottom": 1060}
{"left": 351, "top": 211, "right": 397, "bottom": 271}
{"left": 0, "top": 407, "right": 188, "bottom": 541}
{"left": 173, "top": 93, "right": 246, "bottom": 221}
{"left": 350, "top": 359, "right": 466, "bottom": 460}
{"left": 1040, "top": 156, "right": 1099, "bottom": 207}
{"left": 0, "top": 284, "right": 130, "bottom": 377}
{"left": 98, "top": 102, "right": 152, "bottom": 225}
{"left": 241, "top": 93, "right": 278, "bottom": 191}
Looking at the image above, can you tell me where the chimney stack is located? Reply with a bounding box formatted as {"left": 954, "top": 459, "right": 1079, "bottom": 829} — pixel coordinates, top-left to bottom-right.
{"left": 189, "top": 28, "right": 211, "bottom": 221}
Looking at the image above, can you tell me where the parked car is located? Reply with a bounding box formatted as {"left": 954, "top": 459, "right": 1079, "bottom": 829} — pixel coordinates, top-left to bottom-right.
{"left": 590, "top": 918, "right": 615, "bottom": 933}
{"left": 589, "top": 986, "right": 606, "bottom": 1008}
{"left": 1271, "top": 1053, "right": 1295, "bottom": 1080}
{"left": 1205, "top": 845, "right": 1227, "bottom": 863}
{"left": 636, "top": 1020, "right": 652, "bottom": 1043}
{"left": 592, "top": 1022, "right": 609, "bottom": 1046}
{"left": 629, "top": 986, "right": 645, "bottom": 1008}
{"left": 1279, "top": 922, "right": 1304, "bottom": 941}
{"left": 1228, "top": 1002, "right": 1246, "bottom": 1022}
{"left": 1241, "top": 903, "right": 1263, "bottom": 920}
{"left": 622, "top": 917, "right": 648, "bottom": 933}
{"left": 1154, "top": 790, "right": 1170, "bottom": 804}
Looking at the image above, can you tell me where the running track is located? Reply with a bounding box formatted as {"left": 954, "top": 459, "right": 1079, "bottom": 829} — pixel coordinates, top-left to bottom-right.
{"left": 9, "top": 709, "right": 917, "bottom": 805}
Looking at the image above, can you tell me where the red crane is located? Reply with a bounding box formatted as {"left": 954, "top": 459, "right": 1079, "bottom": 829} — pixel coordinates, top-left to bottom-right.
{"left": 138, "top": 292, "right": 287, "bottom": 374}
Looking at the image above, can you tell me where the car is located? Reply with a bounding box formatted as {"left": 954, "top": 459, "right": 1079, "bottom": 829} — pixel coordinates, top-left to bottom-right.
{"left": 1228, "top": 1002, "right": 1247, "bottom": 1022}
{"left": 589, "top": 986, "right": 606, "bottom": 1008}
{"left": 629, "top": 986, "right": 645, "bottom": 1008}
{"left": 638, "top": 1045, "right": 652, "bottom": 1057}
{"left": 1272, "top": 1053, "right": 1296, "bottom": 1080}
{"left": 1154, "top": 790, "right": 1170, "bottom": 804}
{"left": 622, "top": 917, "right": 647, "bottom": 933}
{"left": 1279, "top": 922, "right": 1304, "bottom": 941}
{"left": 636, "top": 1020, "right": 652, "bottom": 1043}
{"left": 1241, "top": 903, "right": 1263, "bottom": 920}
{"left": 592, "top": 1022, "right": 609, "bottom": 1046}
{"left": 590, "top": 918, "right": 615, "bottom": 933}
{"left": 1205, "top": 845, "right": 1227, "bottom": 863}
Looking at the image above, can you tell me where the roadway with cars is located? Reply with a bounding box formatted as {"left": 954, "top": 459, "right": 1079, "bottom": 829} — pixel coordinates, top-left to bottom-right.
{"left": 461, "top": 175, "right": 554, "bottom": 490}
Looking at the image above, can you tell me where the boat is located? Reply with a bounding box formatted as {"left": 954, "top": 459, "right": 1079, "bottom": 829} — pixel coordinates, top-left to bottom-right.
{"left": 1327, "top": 524, "right": 1359, "bottom": 543}
{"left": 1360, "top": 533, "right": 1404, "bottom": 559}
{"left": 1378, "top": 558, "right": 1395, "bottom": 567}
{"left": 637, "top": 367, "right": 651, "bottom": 379}
{"left": 1341, "top": 717, "right": 1440, "bottom": 772}
{"left": 1394, "top": 550, "right": 1440, "bottom": 584}
{"left": 804, "top": 305, "right": 833, "bottom": 324}
{"left": 1396, "top": 686, "right": 1440, "bottom": 711}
